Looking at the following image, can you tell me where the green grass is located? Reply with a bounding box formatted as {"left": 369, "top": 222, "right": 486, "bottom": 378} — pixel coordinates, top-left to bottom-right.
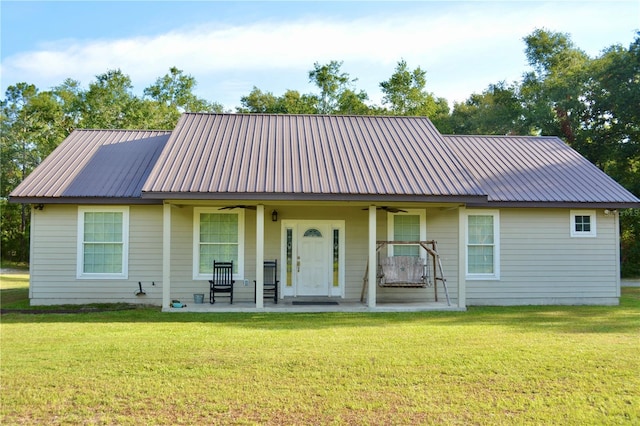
{"left": 1, "top": 275, "right": 639, "bottom": 425}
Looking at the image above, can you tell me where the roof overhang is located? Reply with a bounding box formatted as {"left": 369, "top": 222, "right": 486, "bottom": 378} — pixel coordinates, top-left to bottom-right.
{"left": 467, "top": 201, "right": 640, "bottom": 209}
{"left": 8, "top": 196, "right": 163, "bottom": 205}
{"left": 141, "top": 191, "right": 489, "bottom": 204}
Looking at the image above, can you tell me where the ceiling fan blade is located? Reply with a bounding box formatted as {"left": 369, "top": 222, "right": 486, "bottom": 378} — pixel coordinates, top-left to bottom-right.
{"left": 219, "top": 205, "right": 257, "bottom": 211}
{"left": 360, "top": 206, "right": 408, "bottom": 213}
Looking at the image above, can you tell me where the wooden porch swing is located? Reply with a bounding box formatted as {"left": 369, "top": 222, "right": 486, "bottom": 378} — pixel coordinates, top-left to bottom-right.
{"left": 361, "top": 241, "right": 450, "bottom": 306}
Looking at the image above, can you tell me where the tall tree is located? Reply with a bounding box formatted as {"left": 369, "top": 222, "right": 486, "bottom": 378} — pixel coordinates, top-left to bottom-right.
{"left": 79, "top": 69, "right": 140, "bottom": 129}
{"left": 520, "top": 29, "right": 590, "bottom": 144}
{"left": 308, "top": 60, "right": 354, "bottom": 114}
{"left": 449, "top": 82, "right": 528, "bottom": 135}
{"left": 1, "top": 83, "right": 67, "bottom": 261}
{"left": 237, "top": 87, "right": 282, "bottom": 113}
{"left": 144, "top": 67, "right": 223, "bottom": 128}
{"left": 380, "top": 59, "right": 441, "bottom": 117}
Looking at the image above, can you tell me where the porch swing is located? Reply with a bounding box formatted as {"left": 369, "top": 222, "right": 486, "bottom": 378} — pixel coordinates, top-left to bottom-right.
{"left": 361, "top": 241, "right": 450, "bottom": 306}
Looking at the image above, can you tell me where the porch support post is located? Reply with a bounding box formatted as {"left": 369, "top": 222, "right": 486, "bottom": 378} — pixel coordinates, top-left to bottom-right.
{"left": 458, "top": 206, "right": 467, "bottom": 309}
{"left": 368, "top": 205, "right": 377, "bottom": 307}
{"left": 256, "top": 204, "right": 265, "bottom": 308}
{"left": 162, "top": 202, "right": 171, "bottom": 310}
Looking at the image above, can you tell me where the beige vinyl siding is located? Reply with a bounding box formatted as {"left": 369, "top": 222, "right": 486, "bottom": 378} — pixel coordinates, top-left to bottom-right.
{"left": 30, "top": 205, "right": 164, "bottom": 305}
{"left": 466, "top": 208, "right": 619, "bottom": 305}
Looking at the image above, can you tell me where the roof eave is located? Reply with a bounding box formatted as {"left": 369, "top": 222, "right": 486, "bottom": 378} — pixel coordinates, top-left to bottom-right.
{"left": 467, "top": 201, "right": 640, "bottom": 209}
{"left": 141, "top": 191, "right": 489, "bottom": 204}
{"left": 8, "top": 196, "right": 163, "bottom": 205}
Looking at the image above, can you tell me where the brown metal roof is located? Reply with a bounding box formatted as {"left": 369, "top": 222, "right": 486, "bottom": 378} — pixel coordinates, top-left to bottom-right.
{"left": 141, "top": 113, "right": 487, "bottom": 202}
{"left": 9, "top": 129, "right": 171, "bottom": 203}
{"left": 10, "top": 114, "right": 639, "bottom": 208}
{"left": 443, "top": 135, "right": 640, "bottom": 207}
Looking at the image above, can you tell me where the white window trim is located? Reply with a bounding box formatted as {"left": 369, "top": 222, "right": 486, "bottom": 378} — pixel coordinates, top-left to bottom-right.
{"left": 77, "top": 206, "right": 129, "bottom": 280}
{"left": 193, "top": 207, "right": 245, "bottom": 280}
{"left": 387, "top": 209, "right": 427, "bottom": 260}
{"left": 464, "top": 210, "right": 500, "bottom": 280}
{"left": 570, "top": 210, "right": 597, "bottom": 237}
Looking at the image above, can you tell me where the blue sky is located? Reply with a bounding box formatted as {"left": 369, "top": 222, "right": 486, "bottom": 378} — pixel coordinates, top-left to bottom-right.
{"left": 1, "top": 1, "right": 638, "bottom": 111}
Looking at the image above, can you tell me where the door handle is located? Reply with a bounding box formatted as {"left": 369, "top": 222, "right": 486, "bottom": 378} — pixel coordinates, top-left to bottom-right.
{"left": 297, "top": 256, "right": 301, "bottom": 273}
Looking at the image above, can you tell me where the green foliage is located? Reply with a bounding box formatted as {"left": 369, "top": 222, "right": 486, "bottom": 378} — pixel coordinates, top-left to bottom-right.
{"left": 308, "top": 60, "right": 353, "bottom": 114}
{"left": 450, "top": 82, "right": 529, "bottom": 135}
{"left": 380, "top": 59, "right": 434, "bottom": 116}
{"left": 621, "top": 210, "right": 640, "bottom": 277}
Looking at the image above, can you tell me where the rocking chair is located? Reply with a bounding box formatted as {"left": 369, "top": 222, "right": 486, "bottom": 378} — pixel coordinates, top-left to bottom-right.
{"left": 209, "top": 261, "right": 234, "bottom": 304}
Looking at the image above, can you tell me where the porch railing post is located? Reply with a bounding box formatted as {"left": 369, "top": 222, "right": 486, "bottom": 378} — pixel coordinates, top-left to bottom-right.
{"left": 256, "top": 204, "right": 264, "bottom": 308}
{"left": 368, "top": 205, "right": 377, "bottom": 307}
{"left": 162, "top": 202, "right": 171, "bottom": 310}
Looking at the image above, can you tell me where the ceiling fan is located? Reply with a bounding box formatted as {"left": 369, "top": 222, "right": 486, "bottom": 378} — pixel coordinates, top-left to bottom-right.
{"left": 218, "top": 205, "right": 257, "bottom": 211}
{"left": 361, "top": 206, "right": 408, "bottom": 213}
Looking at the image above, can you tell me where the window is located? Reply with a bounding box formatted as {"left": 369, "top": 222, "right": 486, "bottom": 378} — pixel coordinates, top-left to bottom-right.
{"left": 387, "top": 209, "right": 426, "bottom": 258}
{"left": 571, "top": 210, "right": 596, "bottom": 237}
{"left": 193, "top": 208, "right": 244, "bottom": 279}
{"left": 77, "top": 206, "right": 129, "bottom": 279}
{"left": 465, "top": 210, "right": 500, "bottom": 280}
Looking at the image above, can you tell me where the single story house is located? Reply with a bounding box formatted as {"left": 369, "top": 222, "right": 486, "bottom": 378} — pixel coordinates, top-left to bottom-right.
{"left": 9, "top": 113, "right": 640, "bottom": 310}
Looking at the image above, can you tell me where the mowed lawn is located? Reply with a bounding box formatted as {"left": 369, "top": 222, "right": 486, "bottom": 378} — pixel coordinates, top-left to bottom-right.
{"left": 1, "top": 274, "right": 639, "bottom": 425}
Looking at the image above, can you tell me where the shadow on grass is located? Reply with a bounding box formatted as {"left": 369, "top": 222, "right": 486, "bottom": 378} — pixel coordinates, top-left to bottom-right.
{"left": 2, "top": 287, "right": 638, "bottom": 335}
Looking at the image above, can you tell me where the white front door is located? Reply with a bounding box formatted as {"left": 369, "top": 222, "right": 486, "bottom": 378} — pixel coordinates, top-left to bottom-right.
{"left": 297, "top": 225, "right": 329, "bottom": 296}
{"left": 281, "top": 220, "right": 345, "bottom": 298}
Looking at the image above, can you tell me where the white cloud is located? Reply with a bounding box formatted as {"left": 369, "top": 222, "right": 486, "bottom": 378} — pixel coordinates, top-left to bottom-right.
{"left": 1, "top": 2, "right": 637, "bottom": 109}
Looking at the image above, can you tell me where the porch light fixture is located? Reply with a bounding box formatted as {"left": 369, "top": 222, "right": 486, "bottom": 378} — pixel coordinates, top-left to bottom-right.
{"left": 271, "top": 210, "right": 278, "bottom": 222}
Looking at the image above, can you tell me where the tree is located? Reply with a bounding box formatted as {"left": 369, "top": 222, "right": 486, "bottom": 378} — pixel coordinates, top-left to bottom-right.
{"left": 308, "top": 61, "right": 355, "bottom": 114}
{"left": 379, "top": 59, "right": 444, "bottom": 117}
{"left": 449, "top": 82, "right": 528, "bottom": 135}
{"left": 237, "top": 87, "right": 282, "bottom": 113}
{"left": 144, "top": 67, "right": 223, "bottom": 128}
{"left": 1, "top": 83, "right": 68, "bottom": 261}
{"left": 79, "top": 69, "right": 140, "bottom": 129}
{"left": 520, "top": 29, "right": 590, "bottom": 144}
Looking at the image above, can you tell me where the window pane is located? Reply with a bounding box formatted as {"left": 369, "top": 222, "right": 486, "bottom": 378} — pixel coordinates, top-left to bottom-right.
{"left": 84, "top": 243, "right": 122, "bottom": 273}
{"left": 199, "top": 213, "right": 239, "bottom": 275}
{"left": 84, "top": 212, "right": 122, "bottom": 242}
{"left": 393, "top": 215, "right": 420, "bottom": 241}
{"left": 286, "top": 228, "right": 293, "bottom": 287}
{"left": 575, "top": 215, "right": 591, "bottom": 232}
{"left": 200, "top": 213, "right": 238, "bottom": 243}
{"left": 468, "top": 215, "right": 493, "bottom": 244}
{"left": 468, "top": 246, "right": 494, "bottom": 274}
{"left": 82, "top": 211, "right": 124, "bottom": 274}
{"left": 394, "top": 245, "right": 420, "bottom": 256}
{"left": 199, "top": 244, "right": 238, "bottom": 274}
{"left": 393, "top": 215, "right": 420, "bottom": 257}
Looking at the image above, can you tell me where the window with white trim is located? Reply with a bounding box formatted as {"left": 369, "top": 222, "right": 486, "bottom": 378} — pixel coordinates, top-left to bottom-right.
{"left": 193, "top": 208, "right": 244, "bottom": 279}
{"left": 77, "top": 206, "right": 129, "bottom": 279}
{"left": 570, "top": 210, "right": 596, "bottom": 237}
{"left": 465, "top": 211, "right": 500, "bottom": 280}
{"left": 387, "top": 209, "right": 426, "bottom": 258}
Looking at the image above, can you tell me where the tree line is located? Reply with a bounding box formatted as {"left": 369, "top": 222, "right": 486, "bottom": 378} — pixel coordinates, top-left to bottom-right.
{"left": 2, "top": 29, "right": 639, "bottom": 275}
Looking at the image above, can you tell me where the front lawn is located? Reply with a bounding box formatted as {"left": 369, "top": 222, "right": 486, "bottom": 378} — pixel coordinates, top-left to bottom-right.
{"left": 1, "top": 275, "right": 638, "bottom": 425}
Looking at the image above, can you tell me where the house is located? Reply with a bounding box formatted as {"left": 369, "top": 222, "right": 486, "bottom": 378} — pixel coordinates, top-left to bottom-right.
{"left": 9, "top": 113, "right": 640, "bottom": 310}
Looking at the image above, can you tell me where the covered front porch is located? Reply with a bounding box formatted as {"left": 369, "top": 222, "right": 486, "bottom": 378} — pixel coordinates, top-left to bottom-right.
{"left": 160, "top": 201, "right": 468, "bottom": 312}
